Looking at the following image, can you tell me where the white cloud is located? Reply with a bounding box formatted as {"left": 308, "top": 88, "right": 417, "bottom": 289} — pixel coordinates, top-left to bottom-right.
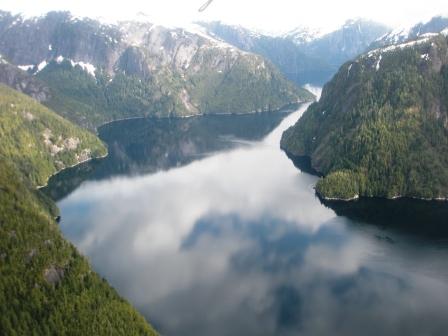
{"left": 1, "top": 0, "right": 448, "bottom": 32}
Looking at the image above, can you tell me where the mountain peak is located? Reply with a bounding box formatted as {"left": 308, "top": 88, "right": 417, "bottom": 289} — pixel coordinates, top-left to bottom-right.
{"left": 283, "top": 26, "right": 323, "bottom": 44}
{"left": 372, "top": 15, "right": 448, "bottom": 48}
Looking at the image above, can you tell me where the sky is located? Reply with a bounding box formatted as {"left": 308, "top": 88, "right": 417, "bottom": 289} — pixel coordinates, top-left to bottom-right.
{"left": 1, "top": 0, "right": 448, "bottom": 33}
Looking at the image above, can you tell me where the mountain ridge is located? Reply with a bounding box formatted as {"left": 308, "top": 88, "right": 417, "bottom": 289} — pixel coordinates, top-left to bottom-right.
{"left": 370, "top": 15, "right": 448, "bottom": 49}
{"left": 199, "top": 19, "right": 389, "bottom": 85}
{"left": 0, "top": 10, "right": 312, "bottom": 129}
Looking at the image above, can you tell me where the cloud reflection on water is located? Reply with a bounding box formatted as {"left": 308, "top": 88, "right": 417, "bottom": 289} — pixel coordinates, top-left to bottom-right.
{"left": 58, "top": 104, "right": 448, "bottom": 336}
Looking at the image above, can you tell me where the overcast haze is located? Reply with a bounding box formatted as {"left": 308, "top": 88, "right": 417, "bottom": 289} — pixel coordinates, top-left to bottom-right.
{"left": 1, "top": 0, "right": 448, "bottom": 33}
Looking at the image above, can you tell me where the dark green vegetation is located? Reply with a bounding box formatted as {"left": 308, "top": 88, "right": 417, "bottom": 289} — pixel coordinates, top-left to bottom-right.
{"left": 0, "top": 85, "right": 157, "bottom": 335}
{"left": 316, "top": 170, "right": 360, "bottom": 200}
{"left": 37, "top": 57, "right": 309, "bottom": 130}
{"left": 185, "top": 52, "right": 310, "bottom": 115}
{"left": 0, "top": 84, "right": 106, "bottom": 186}
{"left": 36, "top": 61, "right": 161, "bottom": 130}
{"left": 282, "top": 35, "right": 448, "bottom": 200}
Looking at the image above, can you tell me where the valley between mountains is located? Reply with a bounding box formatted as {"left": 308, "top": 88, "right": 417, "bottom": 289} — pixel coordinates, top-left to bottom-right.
{"left": 1, "top": 8, "right": 448, "bottom": 335}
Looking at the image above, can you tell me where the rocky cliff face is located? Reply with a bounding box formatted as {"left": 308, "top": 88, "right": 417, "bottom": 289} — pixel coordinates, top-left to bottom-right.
{"left": 0, "top": 56, "right": 50, "bottom": 102}
{"left": 198, "top": 21, "right": 333, "bottom": 85}
{"left": 0, "top": 11, "right": 312, "bottom": 128}
{"left": 200, "top": 20, "right": 389, "bottom": 85}
{"left": 0, "top": 11, "right": 121, "bottom": 72}
{"left": 0, "top": 63, "right": 49, "bottom": 102}
{"left": 302, "top": 19, "right": 390, "bottom": 67}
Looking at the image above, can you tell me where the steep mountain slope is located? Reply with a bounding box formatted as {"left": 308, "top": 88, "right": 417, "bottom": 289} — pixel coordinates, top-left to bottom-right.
{"left": 0, "top": 84, "right": 106, "bottom": 186}
{"left": 201, "top": 20, "right": 389, "bottom": 85}
{"left": 0, "top": 159, "right": 158, "bottom": 336}
{"left": 0, "top": 56, "right": 50, "bottom": 102}
{"left": 0, "top": 11, "right": 311, "bottom": 129}
{"left": 199, "top": 21, "right": 333, "bottom": 85}
{"left": 281, "top": 33, "right": 448, "bottom": 200}
{"left": 282, "top": 26, "right": 322, "bottom": 45}
{"left": 302, "top": 19, "right": 390, "bottom": 68}
{"left": 0, "top": 84, "right": 157, "bottom": 334}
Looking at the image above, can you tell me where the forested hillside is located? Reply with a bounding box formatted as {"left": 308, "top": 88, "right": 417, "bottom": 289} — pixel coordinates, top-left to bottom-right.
{"left": 0, "top": 84, "right": 157, "bottom": 334}
{"left": 282, "top": 34, "right": 448, "bottom": 200}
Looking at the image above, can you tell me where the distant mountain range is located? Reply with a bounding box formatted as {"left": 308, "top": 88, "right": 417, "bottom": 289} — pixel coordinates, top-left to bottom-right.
{"left": 370, "top": 16, "right": 448, "bottom": 49}
{"left": 0, "top": 10, "right": 311, "bottom": 129}
{"left": 199, "top": 19, "right": 390, "bottom": 85}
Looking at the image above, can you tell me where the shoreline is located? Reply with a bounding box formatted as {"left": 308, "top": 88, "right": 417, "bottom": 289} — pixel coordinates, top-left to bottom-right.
{"left": 37, "top": 103, "right": 305, "bottom": 191}
{"left": 317, "top": 193, "right": 360, "bottom": 202}
{"left": 282, "top": 151, "right": 448, "bottom": 203}
{"left": 96, "top": 101, "right": 307, "bottom": 130}
{"left": 36, "top": 151, "right": 108, "bottom": 190}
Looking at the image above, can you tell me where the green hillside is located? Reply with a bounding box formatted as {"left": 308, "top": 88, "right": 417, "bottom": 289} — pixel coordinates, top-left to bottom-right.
{"left": 281, "top": 35, "right": 448, "bottom": 200}
{"left": 37, "top": 58, "right": 311, "bottom": 130}
{"left": 0, "top": 84, "right": 107, "bottom": 186}
{"left": 0, "top": 85, "right": 157, "bottom": 335}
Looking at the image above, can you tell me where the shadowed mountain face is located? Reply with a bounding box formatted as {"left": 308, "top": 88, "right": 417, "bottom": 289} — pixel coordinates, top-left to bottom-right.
{"left": 0, "top": 60, "right": 50, "bottom": 102}
{"left": 301, "top": 19, "right": 390, "bottom": 67}
{"left": 0, "top": 11, "right": 312, "bottom": 129}
{"left": 199, "top": 20, "right": 389, "bottom": 85}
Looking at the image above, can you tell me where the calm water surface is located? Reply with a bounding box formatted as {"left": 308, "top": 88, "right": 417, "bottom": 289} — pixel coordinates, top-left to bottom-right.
{"left": 45, "top": 104, "right": 448, "bottom": 336}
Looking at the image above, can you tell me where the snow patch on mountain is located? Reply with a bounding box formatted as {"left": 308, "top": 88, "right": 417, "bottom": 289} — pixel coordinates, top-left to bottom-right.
{"left": 375, "top": 54, "right": 382, "bottom": 71}
{"left": 374, "top": 16, "right": 448, "bottom": 48}
{"left": 72, "top": 61, "right": 96, "bottom": 77}
{"left": 36, "top": 61, "right": 48, "bottom": 73}
{"left": 183, "top": 23, "right": 240, "bottom": 51}
{"left": 18, "top": 65, "right": 34, "bottom": 71}
{"left": 347, "top": 63, "right": 353, "bottom": 76}
{"left": 54, "top": 56, "right": 96, "bottom": 77}
{"left": 367, "top": 37, "right": 432, "bottom": 57}
{"left": 377, "top": 26, "right": 412, "bottom": 44}
{"left": 283, "top": 26, "right": 323, "bottom": 44}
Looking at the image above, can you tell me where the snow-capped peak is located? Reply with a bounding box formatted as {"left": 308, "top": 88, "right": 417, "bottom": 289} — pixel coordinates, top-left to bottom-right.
{"left": 182, "top": 23, "right": 245, "bottom": 52}
{"left": 283, "top": 26, "right": 323, "bottom": 45}
{"left": 375, "top": 15, "right": 448, "bottom": 48}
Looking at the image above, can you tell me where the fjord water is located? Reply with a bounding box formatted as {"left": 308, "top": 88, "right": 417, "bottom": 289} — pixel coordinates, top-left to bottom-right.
{"left": 47, "top": 105, "right": 448, "bottom": 336}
